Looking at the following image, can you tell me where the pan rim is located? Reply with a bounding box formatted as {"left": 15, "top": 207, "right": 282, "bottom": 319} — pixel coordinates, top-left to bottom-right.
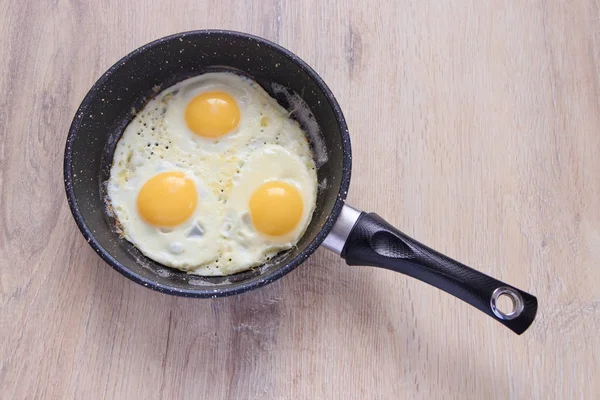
{"left": 64, "top": 29, "right": 352, "bottom": 297}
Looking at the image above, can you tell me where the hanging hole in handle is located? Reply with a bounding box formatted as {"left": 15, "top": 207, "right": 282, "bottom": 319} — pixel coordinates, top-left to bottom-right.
{"left": 490, "top": 287, "right": 524, "bottom": 320}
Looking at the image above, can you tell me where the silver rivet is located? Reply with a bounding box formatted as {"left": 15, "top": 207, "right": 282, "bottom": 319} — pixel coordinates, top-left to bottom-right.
{"left": 490, "top": 287, "right": 524, "bottom": 320}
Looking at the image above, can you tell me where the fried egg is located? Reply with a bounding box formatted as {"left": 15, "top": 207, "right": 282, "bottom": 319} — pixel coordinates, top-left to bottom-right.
{"left": 215, "top": 145, "right": 316, "bottom": 272}
{"left": 164, "top": 72, "right": 286, "bottom": 155}
{"left": 107, "top": 159, "right": 221, "bottom": 270}
{"left": 107, "top": 72, "right": 318, "bottom": 276}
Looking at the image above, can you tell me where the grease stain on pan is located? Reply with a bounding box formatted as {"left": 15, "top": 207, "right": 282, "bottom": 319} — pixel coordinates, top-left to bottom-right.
{"left": 318, "top": 177, "right": 328, "bottom": 193}
{"left": 270, "top": 82, "right": 328, "bottom": 169}
{"left": 189, "top": 277, "right": 231, "bottom": 286}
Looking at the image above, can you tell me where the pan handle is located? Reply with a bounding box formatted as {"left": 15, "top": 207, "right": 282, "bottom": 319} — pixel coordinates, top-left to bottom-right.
{"left": 323, "top": 205, "right": 537, "bottom": 335}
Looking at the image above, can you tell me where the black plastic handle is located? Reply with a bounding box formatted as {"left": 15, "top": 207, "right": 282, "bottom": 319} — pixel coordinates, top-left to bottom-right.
{"left": 342, "top": 212, "right": 537, "bottom": 334}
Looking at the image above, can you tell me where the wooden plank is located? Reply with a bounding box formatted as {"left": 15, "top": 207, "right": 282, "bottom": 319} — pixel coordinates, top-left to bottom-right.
{"left": 1, "top": 0, "right": 598, "bottom": 398}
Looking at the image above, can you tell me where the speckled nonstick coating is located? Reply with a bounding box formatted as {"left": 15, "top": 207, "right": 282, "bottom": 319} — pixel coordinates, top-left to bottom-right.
{"left": 64, "top": 30, "right": 351, "bottom": 297}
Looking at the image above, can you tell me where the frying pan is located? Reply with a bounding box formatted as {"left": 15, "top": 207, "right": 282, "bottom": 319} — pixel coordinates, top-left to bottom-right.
{"left": 64, "top": 30, "right": 537, "bottom": 335}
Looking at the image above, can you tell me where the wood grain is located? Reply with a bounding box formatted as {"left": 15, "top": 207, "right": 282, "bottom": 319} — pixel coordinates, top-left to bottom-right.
{"left": 1, "top": 0, "right": 599, "bottom": 399}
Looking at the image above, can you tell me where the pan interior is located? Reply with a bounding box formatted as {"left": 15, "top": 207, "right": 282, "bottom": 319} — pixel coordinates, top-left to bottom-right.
{"left": 66, "top": 31, "right": 350, "bottom": 296}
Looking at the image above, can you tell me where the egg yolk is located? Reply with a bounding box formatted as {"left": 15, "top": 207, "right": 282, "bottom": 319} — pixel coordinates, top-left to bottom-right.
{"left": 249, "top": 181, "right": 303, "bottom": 236}
{"left": 137, "top": 172, "right": 197, "bottom": 227}
{"left": 185, "top": 91, "right": 240, "bottom": 138}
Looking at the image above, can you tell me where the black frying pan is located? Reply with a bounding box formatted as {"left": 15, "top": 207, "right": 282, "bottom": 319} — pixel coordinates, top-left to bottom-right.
{"left": 64, "top": 30, "right": 537, "bottom": 335}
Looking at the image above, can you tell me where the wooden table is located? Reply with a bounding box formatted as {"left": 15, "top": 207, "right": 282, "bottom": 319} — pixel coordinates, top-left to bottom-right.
{"left": 2, "top": 1, "right": 599, "bottom": 399}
